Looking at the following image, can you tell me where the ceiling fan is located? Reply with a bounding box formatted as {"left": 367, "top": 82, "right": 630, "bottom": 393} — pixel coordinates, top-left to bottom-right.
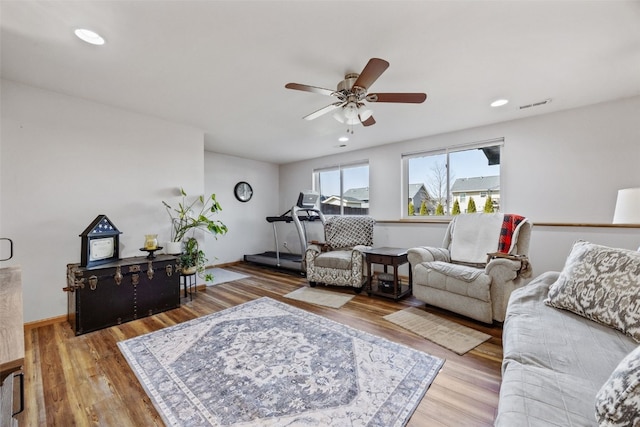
{"left": 285, "top": 58, "right": 427, "bottom": 128}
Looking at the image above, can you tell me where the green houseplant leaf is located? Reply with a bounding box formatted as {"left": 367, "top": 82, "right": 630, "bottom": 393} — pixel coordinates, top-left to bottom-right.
{"left": 163, "top": 188, "right": 229, "bottom": 243}
{"left": 163, "top": 188, "right": 228, "bottom": 282}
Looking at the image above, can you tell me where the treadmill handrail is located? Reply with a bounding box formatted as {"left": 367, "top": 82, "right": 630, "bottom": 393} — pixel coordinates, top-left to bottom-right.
{"left": 292, "top": 206, "right": 325, "bottom": 255}
{"left": 266, "top": 213, "right": 322, "bottom": 223}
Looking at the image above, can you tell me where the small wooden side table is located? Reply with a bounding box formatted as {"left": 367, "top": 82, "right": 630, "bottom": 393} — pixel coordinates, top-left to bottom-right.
{"left": 364, "top": 247, "right": 412, "bottom": 300}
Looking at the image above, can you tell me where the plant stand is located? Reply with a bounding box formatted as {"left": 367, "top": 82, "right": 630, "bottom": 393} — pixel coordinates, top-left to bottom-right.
{"left": 180, "top": 272, "right": 196, "bottom": 301}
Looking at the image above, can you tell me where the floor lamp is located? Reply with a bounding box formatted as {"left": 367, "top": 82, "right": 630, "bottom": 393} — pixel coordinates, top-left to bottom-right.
{"left": 613, "top": 187, "right": 640, "bottom": 251}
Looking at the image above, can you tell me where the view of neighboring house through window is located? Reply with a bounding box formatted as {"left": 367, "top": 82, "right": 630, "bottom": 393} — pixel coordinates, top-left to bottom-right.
{"left": 403, "top": 139, "right": 502, "bottom": 216}
{"left": 313, "top": 162, "right": 369, "bottom": 215}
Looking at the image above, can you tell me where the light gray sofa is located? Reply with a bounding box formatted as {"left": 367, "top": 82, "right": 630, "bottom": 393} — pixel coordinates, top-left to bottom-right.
{"left": 496, "top": 271, "right": 638, "bottom": 426}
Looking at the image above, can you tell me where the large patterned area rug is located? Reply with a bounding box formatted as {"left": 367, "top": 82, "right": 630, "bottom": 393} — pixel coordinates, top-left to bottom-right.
{"left": 118, "top": 297, "right": 444, "bottom": 427}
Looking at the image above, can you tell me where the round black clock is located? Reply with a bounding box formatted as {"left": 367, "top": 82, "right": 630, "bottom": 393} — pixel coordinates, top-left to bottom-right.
{"left": 234, "top": 181, "right": 253, "bottom": 202}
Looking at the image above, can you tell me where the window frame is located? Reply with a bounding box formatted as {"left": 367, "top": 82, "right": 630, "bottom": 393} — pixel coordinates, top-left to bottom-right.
{"left": 313, "top": 160, "right": 370, "bottom": 216}
{"left": 401, "top": 138, "right": 504, "bottom": 218}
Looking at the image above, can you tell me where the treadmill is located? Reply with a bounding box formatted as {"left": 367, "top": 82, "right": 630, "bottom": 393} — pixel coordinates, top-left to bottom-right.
{"left": 244, "top": 191, "right": 324, "bottom": 273}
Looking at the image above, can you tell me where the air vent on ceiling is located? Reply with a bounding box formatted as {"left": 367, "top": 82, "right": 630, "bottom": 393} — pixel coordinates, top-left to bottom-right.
{"left": 519, "top": 99, "right": 552, "bottom": 110}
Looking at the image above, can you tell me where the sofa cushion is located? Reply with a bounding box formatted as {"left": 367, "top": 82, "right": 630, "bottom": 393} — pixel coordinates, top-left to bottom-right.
{"left": 314, "top": 250, "right": 353, "bottom": 270}
{"left": 414, "top": 263, "right": 491, "bottom": 301}
{"left": 503, "top": 272, "right": 637, "bottom": 383}
{"left": 595, "top": 345, "right": 640, "bottom": 426}
{"left": 497, "top": 362, "right": 603, "bottom": 426}
{"left": 497, "top": 272, "right": 638, "bottom": 427}
{"left": 545, "top": 241, "right": 640, "bottom": 342}
{"left": 424, "top": 261, "right": 484, "bottom": 282}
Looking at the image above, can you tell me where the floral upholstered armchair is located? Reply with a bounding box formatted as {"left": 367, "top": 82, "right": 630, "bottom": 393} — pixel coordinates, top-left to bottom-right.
{"left": 305, "top": 216, "right": 375, "bottom": 292}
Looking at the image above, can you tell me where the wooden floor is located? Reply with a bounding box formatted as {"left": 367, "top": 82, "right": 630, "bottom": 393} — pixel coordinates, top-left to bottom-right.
{"left": 17, "top": 263, "right": 503, "bottom": 427}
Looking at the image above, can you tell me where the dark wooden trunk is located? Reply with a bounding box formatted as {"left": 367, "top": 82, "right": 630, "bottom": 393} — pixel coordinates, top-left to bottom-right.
{"left": 66, "top": 255, "right": 180, "bottom": 335}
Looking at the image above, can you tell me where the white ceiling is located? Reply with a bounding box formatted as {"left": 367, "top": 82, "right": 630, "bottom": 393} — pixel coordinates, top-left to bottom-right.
{"left": 2, "top": 1, "right": 639, "bottom": 164}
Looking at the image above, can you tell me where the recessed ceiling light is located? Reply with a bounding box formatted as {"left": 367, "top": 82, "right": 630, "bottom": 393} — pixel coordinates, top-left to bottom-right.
{"left": 490, "top": 99, "right": 509, "bottom": 107}
{"left": 74, "top": 29, "right": 105, "bottom": 45}
{"left": 338, "top": 136, "right": 349, "bottom": 142}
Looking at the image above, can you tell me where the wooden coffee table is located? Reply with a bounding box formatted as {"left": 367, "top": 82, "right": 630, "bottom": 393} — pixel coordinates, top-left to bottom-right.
{"left": 363, "top": 247, "right": 412, "bottom": 300}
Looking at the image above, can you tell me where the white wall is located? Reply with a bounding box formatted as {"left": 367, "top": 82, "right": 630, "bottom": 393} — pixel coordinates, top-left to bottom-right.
{"left": 0, "top": 80, "right": 204, "bottom": 322}
{"left": 203, "top": 151, "right": 279, "bottom": 266}
{"left": 279, "top": 96, "right": 640, "bottom": 275}
{"left": 2, "top": 79, "right": 638, "bottom": 323}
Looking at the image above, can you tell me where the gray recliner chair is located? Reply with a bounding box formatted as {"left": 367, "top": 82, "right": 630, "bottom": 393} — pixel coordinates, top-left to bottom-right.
{"left": 408, "top": 213, "right": 532, "bottom": 323}
{"left": 305, "top": 216, "right": 375, "bottom": 292}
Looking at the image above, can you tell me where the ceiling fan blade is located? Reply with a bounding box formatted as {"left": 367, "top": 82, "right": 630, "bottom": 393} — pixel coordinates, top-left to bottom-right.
{"left": 285, "top": 83, "right": 336, "bottom": 97}
{"left": 366, "top": 93, "right": 427, "bottom": 103}
{"left": 303, "top": 102, "right": 345, "bottom": 120}
{"left": 352, "top": 58, "right": 389, "bottom": 90}
{"left": 361, "top": 115, "right": 376, "bottom": 126}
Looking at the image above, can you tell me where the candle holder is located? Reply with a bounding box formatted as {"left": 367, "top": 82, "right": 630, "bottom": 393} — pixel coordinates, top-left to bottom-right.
{"left": 144, "top": 234, "right": 158, "bottom": 250}
{"left": 141, "top": 234, "right": 161, "bottom": 259}
{"left": 140, "top": 246, "right": 163, "bottom": 259}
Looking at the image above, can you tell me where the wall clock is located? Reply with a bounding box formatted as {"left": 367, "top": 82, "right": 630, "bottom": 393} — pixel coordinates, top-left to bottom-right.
{"left": 234, "top": 181, "right": 253, "bottom": 202}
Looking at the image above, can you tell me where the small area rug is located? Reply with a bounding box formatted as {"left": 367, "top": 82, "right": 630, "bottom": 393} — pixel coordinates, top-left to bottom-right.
{"left": 207, "top": 268, "right": 249, "bottom": 285}
{"left": 283, "top": 286, "right": 354, "bottom": 308}
{"left": 118, "top": 297, "right": 444, "bottom": 427}
{"left": 384, "top": 307, "right": 491, "bottom": 355}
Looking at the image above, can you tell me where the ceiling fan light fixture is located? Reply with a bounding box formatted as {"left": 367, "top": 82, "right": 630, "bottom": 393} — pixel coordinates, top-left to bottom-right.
{"left": 358, "top": 105, "right": 372, "bottom": 121}
{"left": 342, "top": 116, "right": 361, "bottom": 125}
{"left": 333, "top": 106, "right": 360, "bottom": 125}
{"left": 74, "top": 28, "right": 105, "bottom": 45}
{"left": 343, "top": 102, "right": 359, "bottom": 119}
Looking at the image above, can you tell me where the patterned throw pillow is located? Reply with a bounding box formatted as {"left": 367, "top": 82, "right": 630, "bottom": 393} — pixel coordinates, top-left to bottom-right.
{"left": 595, "top": 345, "right": 640, "bottom": 426}
{"left": 545, "top": 241, "right": 640, "bottom": 341}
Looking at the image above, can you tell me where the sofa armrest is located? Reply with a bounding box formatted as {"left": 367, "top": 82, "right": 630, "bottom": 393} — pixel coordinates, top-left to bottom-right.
{"left": 486, "top": 254, "right": 532, "bottom": 279}
{"left": 485, "top": 257, "right": 533, "bottom": 322}
{"left": 407, "top": 247, "right": 450, "bottom": 266}
{"left": 306, "top": 245, "right": 322, "bottom": 257}
{"left": 485, "top": 258, "right": 521, "bottom": 282}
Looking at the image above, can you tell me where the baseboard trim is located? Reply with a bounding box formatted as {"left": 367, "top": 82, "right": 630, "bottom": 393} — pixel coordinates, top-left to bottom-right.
{"left": 24, "top": 314, "right": 67, "bottom": 331}
{"left": 205, "top": 260, "right": 243, "bottom": 269}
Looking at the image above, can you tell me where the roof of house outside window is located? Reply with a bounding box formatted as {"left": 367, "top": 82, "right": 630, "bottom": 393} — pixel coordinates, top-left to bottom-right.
{"left": 451, "top": 176, "right": 500, "bottom": 193}
{"left": 408, "top": 183, "right": 428, "bottom": 199}
{"left": 343, "top": 187, "right": 369, "bottom": 201}
{"left": 322, "top": 195, "right": 367, "bottom": 207}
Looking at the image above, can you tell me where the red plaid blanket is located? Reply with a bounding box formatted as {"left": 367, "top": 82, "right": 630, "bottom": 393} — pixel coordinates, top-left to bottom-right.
{"left": 498, "top": 214, "right": 526, "bottom": 253}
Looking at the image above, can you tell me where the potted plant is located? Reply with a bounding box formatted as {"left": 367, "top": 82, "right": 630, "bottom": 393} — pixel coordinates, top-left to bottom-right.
{"left": 162, "top": 187, "right": 228, "bottom": 255}
{"left": 177, "top": 237, "right": 213, "bottom": 281}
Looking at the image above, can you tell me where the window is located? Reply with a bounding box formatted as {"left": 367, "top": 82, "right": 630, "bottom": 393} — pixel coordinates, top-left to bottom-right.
{"left": 313, "top": 162, "right": 369, "bottom": 215}
{"left": 403, "top": 139, "right": 502, "bottom": 217}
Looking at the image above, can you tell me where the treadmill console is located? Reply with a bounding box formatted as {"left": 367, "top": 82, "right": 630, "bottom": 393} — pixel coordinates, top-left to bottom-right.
{"left": 296, "top": 191, "right": 319, "bottom": 209}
